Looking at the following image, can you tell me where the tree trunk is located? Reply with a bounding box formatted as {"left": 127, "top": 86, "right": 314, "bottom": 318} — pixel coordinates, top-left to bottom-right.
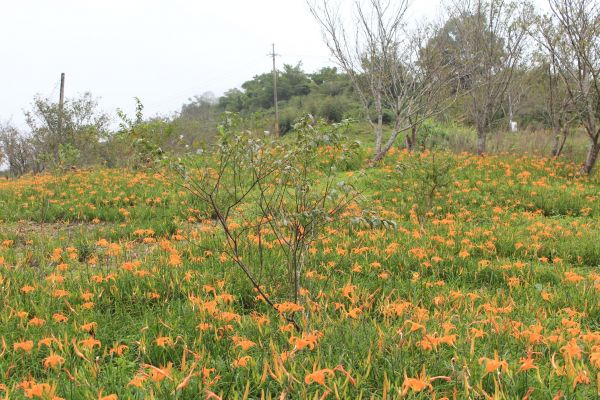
{"left": 373, "top": 91, "right": 383, "bottom": 156}
{"left": 551, "top": 128, "right": 568, "bottom": 158}
{"left": 581, "top": 139, "right": 600, "bottom": 175}
{"left": 374, "top": 116, "right": 383, "bottom": 156}
{"left": 406, "top": 125, "right": 417, "bottom": 151}
{"left": 556, "top": 129, "right": 568, "bottom": 158}
{"left": 550, "top": 129, "right": 561, "bottom": 158}
{"left": 373, "top": 128, "right": 401, "bottom": 162}
{"left": 476, "top": 132, "right": 486, "bottom": 156}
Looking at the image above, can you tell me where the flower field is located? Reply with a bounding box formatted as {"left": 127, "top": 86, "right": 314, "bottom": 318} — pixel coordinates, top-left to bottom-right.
{"left": 0, "top": 150, "right": 598, "bottom": 399}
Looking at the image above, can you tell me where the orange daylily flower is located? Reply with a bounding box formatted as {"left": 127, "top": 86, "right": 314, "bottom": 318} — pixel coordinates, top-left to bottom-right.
{"left": 305, "top": 368, "right": 335, "bottom": 385}
{"left": 404, "top": 320, "right": 426, "bottom": 333}
{"left": 155, "top": 336, "right": 173, "bottom": 347}
{"left": 53, "top": 313, "right": 68, "bottom": 323}
{"left": 232, "top": 336, "right": 255, "bottom": 351}
{"left": 519, "top": 351, "right": 538, "bottom": 372}
{"left": 28, "top": 317, "right": 46, "bottom": 327}
{"left": 43, "top": 353, "right": 65, "bottom": 369}
{"left": 80, "top": 322, "right": 97, "bottom": 332}
{"left": 479, "top": 352, "right": 509, "bottom": 374}
{"left": 590, "top": 345, "right": 600, "bottom": 368}
{"left": 560, "top": 338, "right": 582, "bottom": 360}
{"left": 21, "top": 285, "right": 35, "bottom": 294}
{"left": 401, "top": 367, "right": 450, "bottom": 395}
{"left": 402, "top": 375, "right": 432, "bottom": 394}
{"left": 274, "top": 302, "right": 304, "bottom": 313}
{"left": 571, "top": 370, "right": 590, "bottom": 389}
{"left": 110, "top": 344, "right": 128, "bottom": 356}
{"left": 98, "top": 391, "right": 118, "bottom": 400}
{"left": 232, "top": 355, "right": 252, "bottom": 368}
{"left": 79, "top": 337, "right": 101, "bottom": 349}
{"left": 143, "top": 363, "right": 173, "bottom": 383}
{"left": 14, "top": 340, "right": 34, "bottom": 352}
{"left": 289, "top": 331, "right": 323, "bottom": 351}
{"left": 128, "top": 375, "right": 147, "bottom": 388}
{"left": 38, "top": 337, "right": 57, "bottom": 349}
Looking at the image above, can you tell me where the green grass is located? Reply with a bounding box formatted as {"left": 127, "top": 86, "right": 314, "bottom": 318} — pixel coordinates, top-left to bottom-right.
{"left": 0, "top": 150, "right": 598, "bottom": 399}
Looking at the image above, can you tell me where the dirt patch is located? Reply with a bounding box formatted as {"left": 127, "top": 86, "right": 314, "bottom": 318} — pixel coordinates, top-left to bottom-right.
{"left": 0, "top": 221, "right": 114, "bottom": 250}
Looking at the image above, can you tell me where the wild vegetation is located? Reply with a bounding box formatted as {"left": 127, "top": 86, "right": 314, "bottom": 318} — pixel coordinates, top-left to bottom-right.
{"left": 0, "top": 0, "right": 599, "bottom": 399}
{"left": 2, "top": 0, "right": 600, "bottom": 176}
{"left": 0, "top": 116, "right": 599, "bottom": 398}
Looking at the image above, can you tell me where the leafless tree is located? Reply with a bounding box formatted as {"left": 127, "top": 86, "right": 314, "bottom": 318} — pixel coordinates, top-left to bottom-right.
{"left": 537, "top": 0, "right": 600, "bottom": 173}
{"left": 405, "top": 24, "right": 460, "bottom": 151}
{"left": 308, "top": 0, "right": 456, "bottom": 161}
{"left": 441, "top": 0, "right": 532, "bottom": 155}
{"left": 546, "top": 55, "right": 578, "bottom": 158}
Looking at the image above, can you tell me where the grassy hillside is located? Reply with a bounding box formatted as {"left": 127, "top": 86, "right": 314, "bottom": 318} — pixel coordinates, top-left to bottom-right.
{"left": 0, "top": 149, "right": 598, "bottom": 399}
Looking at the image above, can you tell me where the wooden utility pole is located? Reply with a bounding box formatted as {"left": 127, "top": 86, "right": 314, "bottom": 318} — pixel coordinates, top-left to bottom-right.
{"left": 58, "top": 73, "right": 65, "bottom": 137}
{"left": 269, "top": 44, "right": 280, "bottom": 136}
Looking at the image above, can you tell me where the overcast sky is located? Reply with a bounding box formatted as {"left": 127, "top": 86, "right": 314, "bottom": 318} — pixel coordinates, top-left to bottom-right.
{"left": 1, "top": 0, "right": 546, "bottom": 128}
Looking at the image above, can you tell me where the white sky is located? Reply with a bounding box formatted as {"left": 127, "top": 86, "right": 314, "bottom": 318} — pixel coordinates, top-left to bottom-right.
{"left": 1, "top": 0, "right": 546, "bottom": 128}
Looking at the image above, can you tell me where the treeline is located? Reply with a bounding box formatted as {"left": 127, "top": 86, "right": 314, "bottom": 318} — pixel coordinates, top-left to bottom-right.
{"left": 0, "top": 65, "right": 362, "bottom": 176}
{"left": 0, "top": 61, "right": 574, "bottom": 177}
{"left": 2, "top": 0, "right": 600, "bottom": 176}
{"left": 220, "top": 65, "right": 360, "bottom": 132}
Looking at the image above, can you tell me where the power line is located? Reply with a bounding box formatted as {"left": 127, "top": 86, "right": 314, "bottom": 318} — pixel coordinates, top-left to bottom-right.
{"left": 47, "top": 79, "right": 60, "bottom": 101}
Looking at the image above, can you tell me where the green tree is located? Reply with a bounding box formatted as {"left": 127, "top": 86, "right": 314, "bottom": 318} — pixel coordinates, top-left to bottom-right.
{"left": 23, "top": 92, "right": 110, "bottom": 171}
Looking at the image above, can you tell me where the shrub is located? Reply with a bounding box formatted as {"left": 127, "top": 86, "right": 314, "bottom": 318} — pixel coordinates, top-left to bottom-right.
{"left": 417, "top": 119, "right": 450, "bottom": 150}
